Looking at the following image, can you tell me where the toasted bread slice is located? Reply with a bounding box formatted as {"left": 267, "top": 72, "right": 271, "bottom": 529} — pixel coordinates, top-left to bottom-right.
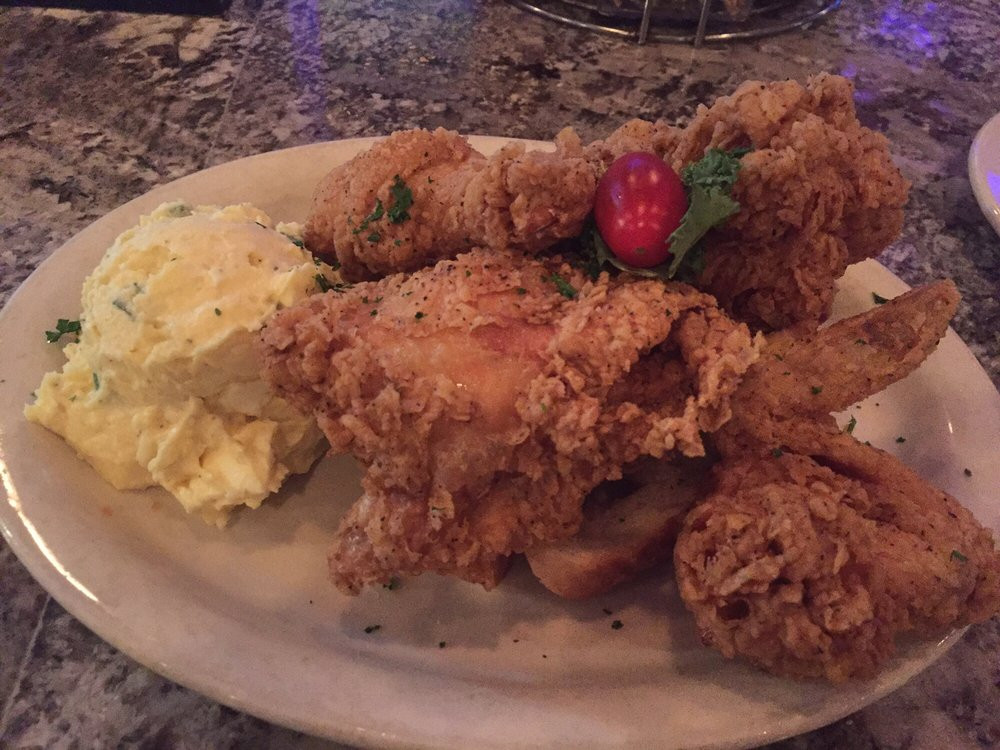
{"left": 526, "top": 456, "right": 711, "bottom": 599}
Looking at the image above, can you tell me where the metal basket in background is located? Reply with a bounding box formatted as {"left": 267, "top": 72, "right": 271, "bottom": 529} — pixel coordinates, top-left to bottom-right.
{"left": 506, "top": 0, "right": 843, "bottom": 45}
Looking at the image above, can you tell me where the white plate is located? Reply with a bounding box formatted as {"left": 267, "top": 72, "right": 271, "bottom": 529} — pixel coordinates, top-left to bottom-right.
{"left": 969, "top": 111, "right": 1000, "bottom": 237}
{"left": 2, "top": 138, "right": 999, "bottom": 750}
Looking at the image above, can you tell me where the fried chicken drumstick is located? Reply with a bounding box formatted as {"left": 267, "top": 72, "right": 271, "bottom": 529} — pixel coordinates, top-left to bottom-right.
{"left": 260, "top": 249, "right": 757, "bottom": 592}
{"left": 675, "top": 282, "right": 1000, "bottom": 681}
{"left": 305, "top": 129, "right": 596, "bottom": 281}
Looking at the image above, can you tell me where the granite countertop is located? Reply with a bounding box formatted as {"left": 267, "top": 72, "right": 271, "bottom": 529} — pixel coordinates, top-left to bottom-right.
{"left": 2, "top": 1, "right": 999, "bottom": 748}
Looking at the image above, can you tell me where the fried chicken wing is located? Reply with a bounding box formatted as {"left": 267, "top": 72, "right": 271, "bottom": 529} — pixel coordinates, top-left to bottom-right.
{"left": 719, "top": 280, "right": 959, "bottom": 453}
{"left": 305, "top": 128, "right": 596, "bottom": 281}
{"left": 673, "top": 281, "right": 1000, "bottom": 681}
{"left": 584, "top": 75, "right": 909, "bottom": 330}
{"left": 260, "top": 249, "right": 758, "bottom": 592}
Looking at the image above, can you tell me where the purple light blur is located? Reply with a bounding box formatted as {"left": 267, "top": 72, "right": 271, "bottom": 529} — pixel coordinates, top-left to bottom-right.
{"left": 286, "top": 0, "right": 330, "bottom": 139}
{"left": 879, "top": 1, "right": 936, "bottom": 54}
{"left": 988, "top": 172, "right": 1000, "bottom": 207}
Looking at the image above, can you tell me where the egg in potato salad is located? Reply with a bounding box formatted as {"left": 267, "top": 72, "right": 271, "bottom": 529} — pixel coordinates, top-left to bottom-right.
{"left": 25, "top": 201, "right": 338, "bottom": 526}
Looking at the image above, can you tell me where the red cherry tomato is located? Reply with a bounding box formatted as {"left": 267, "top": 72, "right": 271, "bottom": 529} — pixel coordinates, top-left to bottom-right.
{"left": 593, "top": 152, "right": 688, "bottom": 268}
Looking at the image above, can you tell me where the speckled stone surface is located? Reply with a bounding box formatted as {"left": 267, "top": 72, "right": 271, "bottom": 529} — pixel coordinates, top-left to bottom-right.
{"left": 1, "top": 1, "right": 999, "bottom": 748}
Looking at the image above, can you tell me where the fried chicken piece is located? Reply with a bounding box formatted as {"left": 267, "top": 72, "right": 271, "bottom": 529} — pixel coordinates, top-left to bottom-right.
{"left": 305, "top": 128, "right": 596, "bottom": 281}
{"left": 719, "top": 280, "right": 959, "bottom": 453}
{"left": 260, "top": 249, "right": 758, "bottom": 592}
{"left": 674, "top": 73, "right": 910, "bottom": 330}
{"left": 583, "top": 75, "right": 908, "bottom": 330}
{"left": 305, "top": 75, "right": 905, "bottom": 331}
{"left": 581, "top": 118, "right": 681, "bottom": 174}
{"left": 674, "top": 431, "right": 1000, "bottom": 682}
{"left": 673, "top": 281, "right": 1000, "bottom": 681}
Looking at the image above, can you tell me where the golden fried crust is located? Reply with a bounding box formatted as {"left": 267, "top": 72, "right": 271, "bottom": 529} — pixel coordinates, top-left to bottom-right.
{"left": 684, "top": 74, "right": 909, "bottom": 330}
{"left": 718, "top": 280, "right": 959, "bottom": 454}
{"left": 305, "top": 128, "right": 480, "bottom": 280}
{"left": 260, "top": 249, "right": 758, "bottom": 593}
{"left": 304, "top": 128, "right": 596, "bottom": 280}
{"left": 581, "top": 119, "right": 681, "bottom": 174}
{"left": 673, "top": 283, "right": 1000, "bottom": 681}
{"left": 674, "top": 437, "right": 1000, "bottom": 682}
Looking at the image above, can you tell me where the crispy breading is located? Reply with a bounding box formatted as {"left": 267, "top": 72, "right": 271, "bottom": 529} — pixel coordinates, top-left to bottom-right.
{"left": 718, "top": 280, "right": 959, "bottom": 454}
{"left": 581, "top": 118, "right": 680, "bottom": 174}
{"left": 304, "top": 128, "right": 596, "bottom": 281}
{"left": 673, "top": 282, "right": 1000, "bottom": 681}
{"left": 674, "top": 432, "right": 1000, "bottom": 682}
{"left": 674, "top": 74, "right": 910, "bottom": 330}
{"left": 260, "top": 249, "right": 757, "bottom": 592}
{"left": 303, "top": 76, "right": 906, "bottom": 331}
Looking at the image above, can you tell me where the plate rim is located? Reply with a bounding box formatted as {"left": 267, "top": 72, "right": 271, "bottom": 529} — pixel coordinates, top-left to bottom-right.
{"left": 0, "top": 138, "right": 995, "bottom": 750}
{"left": 968, "top": 110, "right": 1000, "bottom": 238}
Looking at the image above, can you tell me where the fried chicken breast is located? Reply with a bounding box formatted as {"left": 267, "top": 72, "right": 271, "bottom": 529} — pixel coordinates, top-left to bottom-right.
{"left": 260, "top": 249, "right": 757, "bottom": 592}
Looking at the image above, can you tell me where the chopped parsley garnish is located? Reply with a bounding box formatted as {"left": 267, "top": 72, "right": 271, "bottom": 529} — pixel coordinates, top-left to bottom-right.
{"left": 845, "top": 415, "right": 857, "bottom": 434}
{"left": 771, "top": 448, "right": 783, "bottom": 458}
{"left": 895, "top": 436, "right": 906, "bottom": 443}
{"left": 665, "top": 148, "right": 748, "bottom": 277}
{"left": 951, "top": 550, "right": 968, "bottom": 563}
{"left": 516, "top": 287, "right": 527, "bottom": 295}
{"left": 577, "top": 147, "right": 748, "bottom": 283}
{"left": 370, "top": 309, "right": 378, "bottom": 317}
{"left": 214, "top": 308, "right": 222, "bottom": 316}
{"left": 315, "top": 275, "right": 352, "bottom": 294}
{"left": 414, "top": 311, "right": 425, "bottom": 320}
{"left": 92, "top": 372, "right": 100, "bottom": 390}
{"left": 872, "top": 292, "right": 889, "bottom": 305}
{"left": 383, "top": 577, "right": 401, "bottom": 591}
{"left": 602, "top": 608, "right": 613, "bottom": 615}
{"left": 547, "top": 272, "right": 577, "bottom": 299}
{"left": 45, "top": 318, "right": 81, "bottom": 343}
{"left": 283, "top": 234, "right": 305, "bottom": 249}
{"left": 363, "top": 624, "right": 381, "bottom": 634}
{"left": 810, "top": 385, "right": 823, "bottom": 395}
{"left": 352, "top": 198, "right": 384, "bottom": 235}
{"left": 387, "top": 175, "right": 414, "bottom": 224}
{"left": 964, "top": 468, "right": 973, "bottom": 477}
{"left": 855, "top": 338, "right": 867, "bottom": 345}
{"left": 611, "top": 619, "right": 624, "bottom": 630}
{"left": 366, "top": 231, "right": 381, "bottom": 243}
{"left": 465, "top": 269, "right": 472, "bottom": 277}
